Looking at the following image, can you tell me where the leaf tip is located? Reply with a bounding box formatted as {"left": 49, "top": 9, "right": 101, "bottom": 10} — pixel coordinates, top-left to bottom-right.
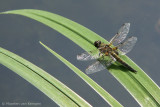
{"left": 0, "top": 11, "right": 11, "bottom": 14}
{"left": 39, "top": 41, "right": 44, "bottom": 45}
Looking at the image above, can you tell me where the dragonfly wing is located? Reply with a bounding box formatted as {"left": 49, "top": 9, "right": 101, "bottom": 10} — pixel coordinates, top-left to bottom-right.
{"left": 77, "top": 51, "right": 100, "bottom": 61}
{"left": 118, "top": 36, "right": 137, "bottom": 55}
{"left": 85, "top": 58, "right": 114, "bottom": 74}
{"left": 110, "top": 23, "right": 130, "bottom": 46}
{"left": 85, "top": 61, "right": 106, "bottom": 74}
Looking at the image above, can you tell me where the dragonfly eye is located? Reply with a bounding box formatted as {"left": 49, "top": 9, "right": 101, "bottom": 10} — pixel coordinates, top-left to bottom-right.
{"left": 94, "top": 40, "right": 101, "bottom": 48}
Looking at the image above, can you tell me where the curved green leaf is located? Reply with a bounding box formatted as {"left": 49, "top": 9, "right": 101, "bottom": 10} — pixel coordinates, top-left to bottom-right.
{"left": 0, "top": 47, "right": 91, "bottom": 107}
{"left": 40, "top": 41, "right": 123, "bottom": 107}
{"left": 1, "top": 9, "right": 160, "bottom": 106}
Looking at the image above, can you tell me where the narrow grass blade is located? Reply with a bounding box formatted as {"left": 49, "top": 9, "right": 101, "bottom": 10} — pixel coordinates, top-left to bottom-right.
{"left": 1, "top": 9, "right": 160, "bottom": 106}
{"left": 40, "top": 41, "right": 123, "bottom": 107}
{"left": 0, "top": 47, "right": 91, "bottom": 107}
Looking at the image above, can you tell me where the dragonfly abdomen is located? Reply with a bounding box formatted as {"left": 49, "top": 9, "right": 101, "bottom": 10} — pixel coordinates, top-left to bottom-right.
{"left": 111, "top": 53, "right": 137, "bottom": 73}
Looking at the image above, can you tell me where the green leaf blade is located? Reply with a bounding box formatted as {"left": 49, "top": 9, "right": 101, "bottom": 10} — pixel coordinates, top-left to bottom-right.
{"left": 0, "top": 47, "right": 91, "bottom": 107}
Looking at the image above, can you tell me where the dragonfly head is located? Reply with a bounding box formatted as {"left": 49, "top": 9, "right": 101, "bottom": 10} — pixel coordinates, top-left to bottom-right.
{"left": 94, "top": 40, "right": 101, "bottom": 48}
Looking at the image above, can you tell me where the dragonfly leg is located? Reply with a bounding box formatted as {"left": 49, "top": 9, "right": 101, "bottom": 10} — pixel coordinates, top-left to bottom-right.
{"left": 99, "top": 53, "right": 105, "bottom": 59}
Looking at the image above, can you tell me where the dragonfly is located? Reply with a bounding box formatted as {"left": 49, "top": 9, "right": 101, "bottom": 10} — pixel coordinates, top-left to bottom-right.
{"left": 77, "top": 23, "right": 137, "bottom": 74}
